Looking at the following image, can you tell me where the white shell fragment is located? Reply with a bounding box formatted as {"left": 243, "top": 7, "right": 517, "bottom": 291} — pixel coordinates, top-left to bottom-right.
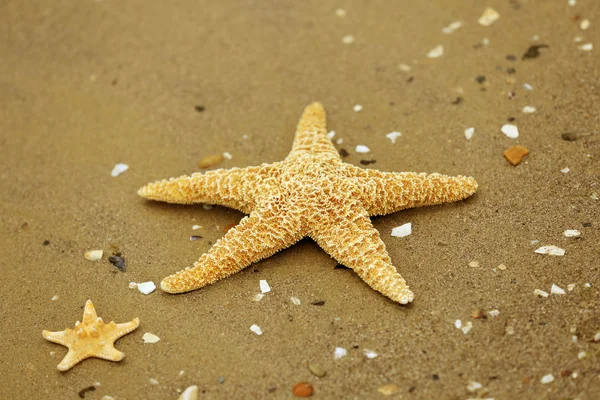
{"left": 249, "top": 324, "right": 263, "bottom": 335}
{"left": 561, "top": 167, "right": 570, "bottom": 173}
{"left": 579, "top": 43, "right": 593, "bottom": 51}
{"left": 253, "top": 293, "right": 265, "bottom": 301}
{"left": 386, "top": 131, "right": 402, "bottom": 143}
{"left": 522, "top": 106, "right": 536, "bottom": 114}
{"left": 580, "top": 19, "right": 590, "bottom": 30}
{"left": 391, "top": 223, "right": 412, "bottom": 238}
{"left": 551, "top": 284, "right": 566, "bottom": 295}
{"left": 442, "top": 21, "right": 463, "bottom": 34}
{"left": 111, "top": 163, "right": 129, "bottom": 177}
{"left": 355, "top": 144, "right": 370, "bottom": 153}
{"left": 464, "top": 127, "right": 475, "bottom": 140}
{"left": 501, "top": 124, "right": 519, "bottom": 139}
{"left": 364, "top": 349, "right": 378, "bottom": 359}
{"left": 466, "top": 381, "right": 483, "bottom": 392}
{"left": 353, "top": 104, "right": 363, "bottom": 112}
{"left": 540, "top": 374, "right": 554, "bottom": 384}
{"left": 327, "top": 131, "right": 336, "bottom": 139}
{"left": 84, "top": 250, "right": 103, "bottom": 261}
{"left": 534, "top": 289, "right": 549, "bottom": 298}
{"left": 523, "top": 83, "right": 533, "bottom": 91}
{"left": 454, "top": 320, "right": 462, "bottom": 329}
{"left": 192, "top": 225, "right": 201, "bottom": 230}
{"left": 342, "top": 34, "right": 355, "bottom": 44}
{"left": 51, "top": 295, "right": 59, "bottom": 301}
{"left": 478, "top": 7, "right": 500, "bottom": 26}
{"left": 142, "top": 332, "right": 161, "bottom": 343}
{"left": 488, "top": 309, "right": 500, "bottom": 318}
{"left": 427, "top": 45, "right": 444, "bottom": 58}
{"left": 259, "top": 279, "right": 271, "bottom": 293}
{"left": 290, "top": 296, "right": 301, "bottom": 305}
{"left": 461, "top": 321, "right": 473, "bottom": 334}
{"left": 222, "top": 152, "right": 233, "bottom": 160}
{"left": 578, "top": 351, "right": 588, "bottom": 360}
{"left": 136, "top": 281, "right": 156, "bottom": 295}
{"left": 149, "top": 378, "right": 159, "bottom": 385}
{"left": 178, "top": 385, "right": 199, "bottom": 400}
{"left": 563, "top": 230, "right": 581, "bottom": 238}
{"left": 567, "top": 283, "right": 576, "bottom": 291}
{"left": 334, "top": 347, "right": 348, "bottom": 360}
{"left": 535, "top": 246, "right": 566, "bottom": 256}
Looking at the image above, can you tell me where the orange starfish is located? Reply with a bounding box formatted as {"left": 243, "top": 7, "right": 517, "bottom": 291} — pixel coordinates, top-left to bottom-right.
{"left": 43, "top": 300, "right": 139, "bottom": 371}
{"left": 139, "top": 103, "right": 477, "bottom": 304}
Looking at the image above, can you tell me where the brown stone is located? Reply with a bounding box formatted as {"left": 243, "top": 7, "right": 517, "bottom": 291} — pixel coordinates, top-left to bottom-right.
{"left": 292, "top": 382, "right": 314, "bottom": 397}
{"left": 504, "top": 145, "right": 529, "bottom": 165}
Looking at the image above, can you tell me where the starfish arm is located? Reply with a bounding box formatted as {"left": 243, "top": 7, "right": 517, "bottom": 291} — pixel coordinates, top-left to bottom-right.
{"left": 345, "top": 167, "right": 478, "bottom": 216}
{"left": 104, "top": 318, "right": 140, "bottom": 343}
{"left": 96, "top": 346, "right": 125, "bottom": 362}
{"left": 138, "top": 164, "right": 277, "bottom": 213}
{"left": 308, "top": 201, "right": 414, "bottom": 304}
{"left": 160, "top": 205, "right": 305, "bottom": 293}
{"left": 42, "top": 330, "right": 70, "bottom": 346}
{"left": 56, "top": 349, "right": 91, "bottom": 371}
{"left": 286, "top": 102, "right": 340, "bottom": 161}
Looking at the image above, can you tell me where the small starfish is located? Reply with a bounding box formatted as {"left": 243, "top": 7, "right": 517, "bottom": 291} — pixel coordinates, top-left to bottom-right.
{"left": 139, "top": 103, "right": 477, "bottom": 304}
{"left": 43, "top": 300, "right": 139, "bottom": 371}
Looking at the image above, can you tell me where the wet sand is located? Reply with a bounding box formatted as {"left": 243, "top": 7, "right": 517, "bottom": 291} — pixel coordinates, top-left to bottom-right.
{"left": 1, "top": 0, "right": 599, "bottom": 398}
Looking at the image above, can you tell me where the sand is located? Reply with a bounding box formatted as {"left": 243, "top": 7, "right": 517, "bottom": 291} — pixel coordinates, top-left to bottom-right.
{"left": 1, "top": 0, "right": 599, "bottom": 398}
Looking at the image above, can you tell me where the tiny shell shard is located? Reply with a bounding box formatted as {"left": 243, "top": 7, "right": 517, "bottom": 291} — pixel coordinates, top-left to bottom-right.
{"left": 535, "top": 245, "right": 565, "bottom": 256}
{"left": 198, "top": 154, "right": 224, "bottom": 169}
{"left": 84, "top": 250, "right": 103, "bottom": 261}
{"left": 478, "top": 7, "right": 500, "bottom": 26}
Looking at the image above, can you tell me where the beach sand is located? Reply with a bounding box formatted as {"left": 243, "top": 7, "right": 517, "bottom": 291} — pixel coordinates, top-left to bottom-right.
{"left": 1, "top": 0, "right": 598, "bottom": 398}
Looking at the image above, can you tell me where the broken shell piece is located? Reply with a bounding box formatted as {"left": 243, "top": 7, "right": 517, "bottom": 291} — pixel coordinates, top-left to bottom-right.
{"left": 198, "top": 154, "right": 224, "bottom": 169}
{"left": 111, "top": 163, "right": 129, "bottom": 177}
{"left": 136, "top": 281, "right": 156, "bottom": 295}
{"left": 579, "top": 43, "right": 593, "bottom": 51}
{"left": 442, "top": 20, "right": 463, "bottom": 34}
{"left": 178, "top": 385, "right": 198, "bottom": 400}
{"left": 249, "top": 324, "right": 262, "bottom": 335}
{"left": 478, "top": 7, "right": 500, "bottom": 26}
{"left": 353, "top": 104, "right": 363, "bottom": 112}
{"left": 290, "top": 296, "right": 301, "bottom": 305}
{"left": 551, "top": 284, "right": 566, "bottom": 295}
{"left": 364, "top": 349, "right": 378, "bottom": 359}
{"left": 334, "top": 347, "right": 347, "bottom": 360}
{"left": 561, "top": 167, "right": 570, "bottom": 173}
{"left": 259, "top": 279, "right": 271, "bottom": 293}
{"left": 504, "top": 145, "right": 529, "bottom": 165}
{"left": 427, "top": 45, "right": 444, "bottom": 58}
{"left": 84, "top": 250, "right": 103, "bottom": 261}
{"left": 464, "top": 127, "right": 475, "bottom": 140}
{"left": 535, "top": 246, "right": 565, "bottom": 256}
{"left": 541, "top": 374, "right": 554, "bottom": 384}
{"left": 466, "top": 381, "right": 483, "bottom": 392}
{"left": 501, "top": 124, "right": 519, "bottom": 139}
{"left": 142, "top": 332, "right": 161, "bottom": 343}
{"left": 253, "top": 293, "right": 265, "bottom": 301}
{"left": 391, "top": 223, "right": 411, "bottom": 238}
{"left": 461, "top": 321, "right": 473, "bottom": 334}
{"left": 523, "top": 106, "right": 536, "bottom": 114}
{"left": 386, "top": 131, "right": 402, "bottom": 143}
{"left": 580, "top": 19, "right": 591, "bottom": 30}
{"left": 468, "top": 260, "right": 480, "bottom": 268}
{"left": 342, "top": 34, "right": 355, "bottom": 44}
{"left": 378, "top": 384, "right": 400, "bottom": 396}
{"left": 563, "top": 230, "right": 581, "bottom": 238}
{"left": 307, "top": 362, "right": 327, "bottom": 377}
{"left": 534, "top": 289, "right": 549, "bottom": 298}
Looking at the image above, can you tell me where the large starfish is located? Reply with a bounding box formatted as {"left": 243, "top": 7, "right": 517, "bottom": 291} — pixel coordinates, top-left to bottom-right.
{"left": 43, "top": 300, "right": 139, "bottom": 371}
{"left": 138, "top": 103, "right": 477, "bottom": 304}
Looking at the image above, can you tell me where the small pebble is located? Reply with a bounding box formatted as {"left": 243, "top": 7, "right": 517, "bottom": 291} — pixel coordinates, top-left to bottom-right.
{"left": 488, "top": 309, "right": 500, "bottom": 318}
{"left": 468, "top": 260, "right": 480, "bottom": 268}
{"left": 222, "top": 151, "right": 232, "bottom": 160}
{"left": 335, "top": 8, "right": 346, "bottom": 17}
{"left": 551, "top": 284, "right": 566, "bottom": 295}
{"left": 327, "top": 131, "right": 335, "bottom": 139}
{"left": 563, "top": 229, "right": 580, "bottom": 237}
{"left": 504, "top": 146, "right": 529, "bottom": 165}
{"left": 136, "top": 281, "right": 156, "bottom": 295}
{"left": 534, "top": 289, "right": 549, "bottom": 298}
{"left": 523, "top": 106, "right": 536, "bottom": 114}
{"left": 391, "top": 223, "right": 411, "bottom": 238}
{"left": 497, "top": 264, "right": 507, "bottom": 270}
{"left": 501, "top": 124, "right": 519, "bottom": 139}
{"left": 334, "top": 347, "right": 347, "bottom": 360}
{"left": 192, "top": 225, "right": 201, "bottom": 230}
{"left": 253, "top": 293, "right": 265, "bottom": 301}
{"left": 250, "top": 324, "right": 262, "bottom": 335}
{"left": 427, "top": 45, "right": 444, "bottom": 58}
{"left": 442, "top": 20, "right": 463, "bottom": 34}
{"left": 386, "top": 131, "right": 402, "bottom": 143}
{"left": 355, "top": 144, "right": 370, "bottom": 153}
{"left": 108, "top": 254, "right": 126, "bottom": 271}
{"left": 111, "top": 163, "right": 129, "bottom": 177}
{"left": 290, "top": 296, "right": 301, "bottom": 305}
{"left": 567, "top": 283, "right": 575, "bottom": 291}
{"left": 580, "top": 19, "right": 590, "bottom": 30}
{"left": 478, "top": 7, "right": 500, "bottom": 26}
{"left": 378, "top": 384, "right": 400, "bottom": 396}
{"left": 51, "top": 295, "right": 59, "bottom": 301}
{"left": 259, "top": 279, "right": 271, "bottom": 293}
{"left": 353, "top": 104, "right": 363, "bottom": 112}
{"left": 198, "top": 154, "right": 224, "bottom": 169}
{"left": 142, "top": 332, "right": 161, "bottom": 343}
{"left": 84, "top": 250, "right": 103, "bottom": 261}
{"left": 307, "top": 362, "right": 326, "bottom": 378}
{"left": 593, "top": 332, "right": 600, "bottom": 342}
{"left": 464, "top": 127, "right": 475, "bottom": 140}
{"left": 535, "top": 245, "right": 565, "bottom": 256}
{"left": 455, "top": 320, "right": 462, "bottom": 329}
{"left": 579, "top": 43, "right": 593, "bottom": 51}
{"left": 292, "top": 382, "right": 314, "bottom": 398}
{"left": 540, "top": 374, "right": 554, "bottom": 384}
{"left": 218, "top": 377, "right": 225, "bottom": 384}
{"left": 149, "top": 378, "right": 159, "bottom": 385}
{"left": 577, "top": 351, "right": 588, "bottom": 360}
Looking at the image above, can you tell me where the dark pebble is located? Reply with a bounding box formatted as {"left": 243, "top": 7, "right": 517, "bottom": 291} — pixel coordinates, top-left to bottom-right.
{"left": 338, "top": 149, "right": 349, "bottom": 158}
{"left": 451, "top": 97, "right": 464, "bottom": 105}
{"left": 311, "top": 300, "right": 325, "bottom": 306}
{"left": 108, "top": 254, "right": 126, "bottom": 272}
{"left": 360, "top": 160, "right": 376, "bottom": 165}
{"left": 194, "top": 105, "right": 205, "bottom": 112}
{"left": 78, "top": 386, "right": 96, "bottom": 399}
{"left": 507, "top": 117, "right": 516, "bottom": 122}
{"left": 583, "top": 222, "right": 592, "bottom": 227}
{"left": 432, "top": 374, "right": 439, "bottom": 380}
{"left": 43, "top": 240, "right": 50, "bottom": 246}
{"left": 409, "top": 386, "right": 416, "bottom": 393}
{"left": 506, "top": 54, "right": 517, "bottom": 62}
{"left": 475, "top": 75, "right": 486, "bottom": 84}
{"left": 407, "top": 76, "right": 414, "bottom": 83}
{"left": 507, "top": 67, "right": 516, "bottom": 74}
{"left": 522, "top": 44, "right": 549, "bottom": 60}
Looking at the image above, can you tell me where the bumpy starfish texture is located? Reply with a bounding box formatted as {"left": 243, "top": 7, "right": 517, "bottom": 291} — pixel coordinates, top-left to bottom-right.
{"left": 42, "top": 300, "right": 139, "bottom": 371}
{"left": 139, "top": 103, "right": 477, "bottom": 304}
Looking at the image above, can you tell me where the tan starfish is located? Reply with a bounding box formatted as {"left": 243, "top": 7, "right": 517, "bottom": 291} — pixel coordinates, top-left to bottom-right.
{"left": 138, "top": 103, "right": 477, "bottom": 304}
{"left": 43, "top": 300, "right": 139, "bottom": 371}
